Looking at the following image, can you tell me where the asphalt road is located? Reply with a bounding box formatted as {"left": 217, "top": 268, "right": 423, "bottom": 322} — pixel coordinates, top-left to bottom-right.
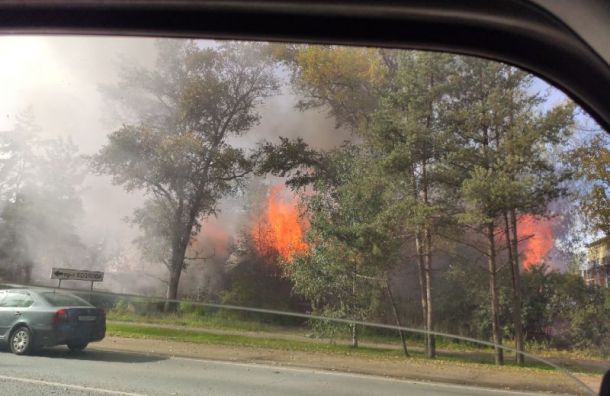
{"left": 0, "top": 347, "right": 550, "bottom": 396}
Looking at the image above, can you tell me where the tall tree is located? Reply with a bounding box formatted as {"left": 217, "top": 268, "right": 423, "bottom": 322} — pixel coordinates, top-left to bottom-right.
{"left": 366, "top": 52, "right": 458, "bottom": 358}
{"left": 568, "top": 133, "right": 610, "bottom": 235}
{"left": 288, "top": 144, "right": 401, "bottom": 348}
{"left": 275, "top": 46, "right": 447, "bottom": 357}
{"left": 450, "top": 58, "right": 574, "bottom": 364}
{"left": 272, "top": 47, "right": 575, "bottom": 363}
{"left": 93, "top": 41, "right": 278, "bottom": 309}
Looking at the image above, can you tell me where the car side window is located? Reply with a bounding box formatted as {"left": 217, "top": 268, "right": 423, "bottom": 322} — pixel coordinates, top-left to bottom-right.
{"left": 0, "top": 292, "right": 34, "bottom": 308}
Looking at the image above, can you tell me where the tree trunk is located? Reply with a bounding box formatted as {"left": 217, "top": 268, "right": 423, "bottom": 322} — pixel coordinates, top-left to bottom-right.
{"left": 509, "top": 210, "right": 525, "bottom": 364}
{"left": 351, "top": 266, "right": 358, "bottom": 348}
{"left": 487, "top": 222, "right": 504, "bottom": 365}
{"left": 165, "top": 232, "right": 188, "bottom": 312}
{"left": 386, "top": 280, "right": 409, "bottom": 357}
{"left": 415, "top": 233, "right": 429, "bottom": 356}
{"left": 165, "top": 267, "right": 182, "bottom": 312}
{"left": 503, "top": 212, "right": 523, "bottom": 364}
{"left": 421, "top": 157, "right": 436, "bottom": 359}
{"left": 424, "top": 227, "right": 436, "bottom": 358}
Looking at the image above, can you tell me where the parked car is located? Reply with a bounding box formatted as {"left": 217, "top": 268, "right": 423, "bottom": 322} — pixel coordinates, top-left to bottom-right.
{"left": 0, "top": 288, "right": 105, "bottom": 355}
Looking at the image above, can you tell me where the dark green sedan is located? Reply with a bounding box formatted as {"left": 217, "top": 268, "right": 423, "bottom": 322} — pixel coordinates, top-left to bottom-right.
{"left": 0, "top": 289, "right": 105, "bottom": 355}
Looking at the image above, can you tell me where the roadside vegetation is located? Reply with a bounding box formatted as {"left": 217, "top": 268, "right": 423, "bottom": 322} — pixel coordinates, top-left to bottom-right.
{"left": 106, "top": 293, "right": 610, "bottom": 365}
{"left": 105, "top": 321, "right": 607, "bottom": 376}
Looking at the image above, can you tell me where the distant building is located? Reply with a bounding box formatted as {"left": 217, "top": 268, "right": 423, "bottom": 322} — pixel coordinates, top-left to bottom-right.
{"left": 583, "top": 235, "right": 610, "bottom": 287}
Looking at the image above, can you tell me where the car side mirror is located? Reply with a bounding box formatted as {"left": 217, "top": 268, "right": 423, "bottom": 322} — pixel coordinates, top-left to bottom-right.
{"left": 600, "top": 369, "right": 610, "bottom": 396}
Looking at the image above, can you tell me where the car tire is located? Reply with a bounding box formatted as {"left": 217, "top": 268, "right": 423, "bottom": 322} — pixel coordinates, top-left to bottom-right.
{"left": 67, "top": 342, "right": 88, "bottom": 352}
{"left": 9, "top": 326, "right": 33, "bottom": 355}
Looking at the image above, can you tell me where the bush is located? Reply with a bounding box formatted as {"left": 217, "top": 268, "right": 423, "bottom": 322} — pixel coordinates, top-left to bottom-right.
{"left": 178, "top": 301, "right": 206, "bottom": 316}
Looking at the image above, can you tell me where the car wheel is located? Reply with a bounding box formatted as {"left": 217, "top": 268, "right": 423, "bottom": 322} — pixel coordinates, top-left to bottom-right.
{"left": 9, "top": 326, "right": 32, "bottom": 355}
{"left": 67, "top": 342, "right": 88, "bottom": 352}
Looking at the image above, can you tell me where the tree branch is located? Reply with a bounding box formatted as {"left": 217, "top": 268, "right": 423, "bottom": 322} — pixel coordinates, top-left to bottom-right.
{"left": 438, "top": 232, "right": 490, "bottom": 257}
{"left": 185, "top": 248, "right": 216, "bottom": 261}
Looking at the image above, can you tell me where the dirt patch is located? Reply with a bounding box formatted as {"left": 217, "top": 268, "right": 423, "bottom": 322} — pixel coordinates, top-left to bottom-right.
{"left": 93, "top": 336, "right": 601, "bottom": 395}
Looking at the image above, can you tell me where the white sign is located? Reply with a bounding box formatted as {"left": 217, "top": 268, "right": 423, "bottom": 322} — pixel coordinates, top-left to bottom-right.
{"left": 51, "top": 268, "right": 104, "bottom": 282}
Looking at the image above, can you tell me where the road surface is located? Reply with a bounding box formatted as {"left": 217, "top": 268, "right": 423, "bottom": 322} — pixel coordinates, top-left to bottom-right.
{"left": 0, "top": 347, "right": 554, "bottom": 396}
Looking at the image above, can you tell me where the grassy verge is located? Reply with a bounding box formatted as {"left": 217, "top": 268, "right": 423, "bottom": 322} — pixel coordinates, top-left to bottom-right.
{"left": 107, "top": 322, "right": 402, "bottom": 357}
{"left": 107, "top": 310, "right": 610, "bottom": 364}
{"left": 107, "top": 310, "right": 484, "bottom": 351}
{"left": 107, "top": 310, "right": 294, "bottom": 334}
{"left": 108, "top": 310, "right": 606, "bottom": 373}
{"left": 106, "top": 322, "right": 605, "bottom": 375}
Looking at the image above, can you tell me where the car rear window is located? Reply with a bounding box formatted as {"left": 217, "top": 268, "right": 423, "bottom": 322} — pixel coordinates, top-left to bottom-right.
{"left": 40, "top": 292, "right": 92, "bottom": 307}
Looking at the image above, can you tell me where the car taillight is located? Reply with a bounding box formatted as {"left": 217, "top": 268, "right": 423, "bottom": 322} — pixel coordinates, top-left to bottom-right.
{"left": 53, "top": 308, "right": 68, "bottom": 325}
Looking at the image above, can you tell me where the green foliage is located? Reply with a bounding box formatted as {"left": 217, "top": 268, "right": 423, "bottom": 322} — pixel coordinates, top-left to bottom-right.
{"left": 255, "top": 137, "right": 327, "bottom": 189}
{"left": 451, "top": 58, "right": 574, "bottom": 225}
{"left": 276, "top": 48, "right": 585, "bottom": 360}
{"left": 280, "top": 45, "right": 389, "bottom": 130}
{"left": 435, "top": 262, "right": 610, "bottom": 357}
{"left": 521, "top": 265, "right": 610, "bottom": 354}
{"left": 221, "top": 237, "right": 304, "bottom": 326}
{"left": 286, "top": 145, "right": 396, "bottom": 337}
{"left": 114, "top": 299, "right": 130, "bottom": 314}
{"left": 179, "top": 301, "right": 206, "bottom": 316}
{"left": 434, "top": 261, "right": 488, "bottom": 337}
{"left": 567, "top": 134, "right": 610, "bottom": 235}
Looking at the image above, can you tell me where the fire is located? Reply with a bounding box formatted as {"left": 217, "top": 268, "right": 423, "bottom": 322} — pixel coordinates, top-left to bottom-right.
{"left": 192, "top": 216, "right": 230, "bottom": 257}
{"left": 517, "top": 214, "right": 554, "bottom": 270}
{"left": 251, "top": 185, "right": 308, "bottom": 262}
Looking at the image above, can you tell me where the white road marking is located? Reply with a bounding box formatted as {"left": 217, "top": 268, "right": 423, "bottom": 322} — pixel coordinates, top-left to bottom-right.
{"left": 0, "top": 374, "right": 147, "bottom": 396}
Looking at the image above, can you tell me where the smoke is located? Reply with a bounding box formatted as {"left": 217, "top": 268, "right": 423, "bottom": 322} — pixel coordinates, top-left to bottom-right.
{"left": 0, "top": 36, "right": 349, "bottom": 296}
{"left": 234, "top": 89, "right": 351, "bottom": 151}
{"left": 0, "top": 37, "right": 155, "bottom": 290}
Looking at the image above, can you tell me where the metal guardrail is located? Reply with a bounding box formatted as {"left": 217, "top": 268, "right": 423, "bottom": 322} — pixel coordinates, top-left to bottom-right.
{"left": 0, "top": 281, "right": 598, "bottom": 395}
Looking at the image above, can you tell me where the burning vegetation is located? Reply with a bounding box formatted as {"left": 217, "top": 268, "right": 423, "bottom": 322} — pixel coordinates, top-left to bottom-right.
{"left": 517, "top": 215, "right": 554, "bottom": 270}
{"left": 251, "top": 185, "right": 309, "bottom": 263}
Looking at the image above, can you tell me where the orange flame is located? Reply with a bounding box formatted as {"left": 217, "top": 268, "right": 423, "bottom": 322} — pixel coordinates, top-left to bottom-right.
{"left": 517, "top": 214, "right": 554, "bottom": 270}
{"left": 251, "top": 185, "right": 308, "bottom": 262}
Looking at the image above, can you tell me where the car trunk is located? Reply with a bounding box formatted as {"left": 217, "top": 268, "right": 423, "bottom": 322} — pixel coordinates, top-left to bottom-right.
{"left": 54, "top": 306, "right": 106, "bottom": 342}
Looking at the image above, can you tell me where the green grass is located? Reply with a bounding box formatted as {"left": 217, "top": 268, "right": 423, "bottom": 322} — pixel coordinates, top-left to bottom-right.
{"left": 107, "top": 310, "right": 294, "bottom": 334}
{"left": 107, "top": 309, "right": 484, "bottom": 350}
{"left": 107, "top": 322, "right": 606, "bottom": 374}
{"left": 107, "top": 322, "right": 402, "bottom": 357}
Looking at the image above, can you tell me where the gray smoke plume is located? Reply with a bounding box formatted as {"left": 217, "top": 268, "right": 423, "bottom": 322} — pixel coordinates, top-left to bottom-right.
{"left": 0, "top": 36, "right": 348, "bottom": 296}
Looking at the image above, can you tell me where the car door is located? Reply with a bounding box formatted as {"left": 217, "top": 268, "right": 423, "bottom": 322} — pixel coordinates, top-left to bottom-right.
{"left": 0, "top": 292, "right": 34, "bottom": 339}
